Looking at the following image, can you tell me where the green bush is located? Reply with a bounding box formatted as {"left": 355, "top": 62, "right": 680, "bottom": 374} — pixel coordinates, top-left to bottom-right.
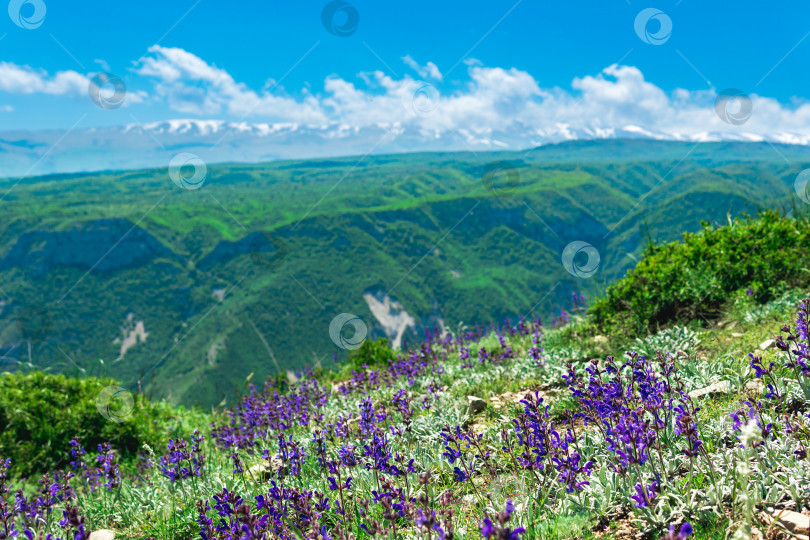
{"left": 347, "top": 337, "right": 396, "bottom": 370}
{"left": 0, "top": 371, "right": 197, "bottom": 479}
{"left": 590, "top": 209, "right": 810, "bottom": 336}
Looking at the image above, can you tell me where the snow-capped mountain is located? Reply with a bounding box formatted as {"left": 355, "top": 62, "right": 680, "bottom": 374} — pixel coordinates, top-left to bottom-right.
{"left": 0, "top": 119, "right": 806, "bottom": 179}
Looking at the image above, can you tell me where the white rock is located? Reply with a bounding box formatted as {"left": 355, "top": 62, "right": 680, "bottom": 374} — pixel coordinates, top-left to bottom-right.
{"left": 89, "top": 530, "right": 115, "bottom": 540}
{"left": 760, "top": 339, "right": 776, "bottom": 350}
{"left": 760, "top": 509, "right": 810, "bottom": 537}
{"left": 593, "top": 335, "right": 609, "bottom": 344}
{"left": 249, "top": 456, "right": 285, "bottom": 481}
{"left": 688, "top": 380, "right": 731, "bottom": 399}
{"left": 745, "top": 380, "right": 765, "bottom": 393}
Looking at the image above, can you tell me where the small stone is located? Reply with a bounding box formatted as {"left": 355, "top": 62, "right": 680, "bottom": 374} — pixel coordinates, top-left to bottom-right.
{"left": 593, "top": 335, "right": 609, "bottom": 344}
{"left": 467, "top": 396, "right": 487, "bottom": 415}
{"left": 745, "top": 380, "right": 765, "bottom": 393}
{"left": 760, "top": 339, "right": 776, "bottom": 350}
{"left": 731, "top": 332, "right": 744, "bottom": 338}
{"left": 688, "top": 380, "right": 731, "bottom": 399}
{"left": 249, "top": 455, "right": 285, "bottom": 481}
{"left": 89, "top": 531, "right": 115, "bottom": 540}
{"left": 760, "top": 509, "right": 810, "bottom": 537}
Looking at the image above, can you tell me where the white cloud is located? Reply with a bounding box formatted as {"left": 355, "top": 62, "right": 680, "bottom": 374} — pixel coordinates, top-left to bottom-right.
{"left": 132, "top": 46, "right": 810, "bottom": 146}
{"left": 402, "top": 55, "right": 443, "bottom": 81}
{"left": 0, "top": 63, "right": 146, "bottom": 107}
{"left": 94, "top": 59, "right": 111, "bottom": 72}
{"left": 6, "top": 45, "right": 810, "bottom": 148}
{"left": 0, "top": 62, "right": 89, "bottom": 96}
{"left": 0, "top": 105, "right": 13, "bottom": 112}
{"left": 136, "top": 45, "right": 327, "bottom": 122}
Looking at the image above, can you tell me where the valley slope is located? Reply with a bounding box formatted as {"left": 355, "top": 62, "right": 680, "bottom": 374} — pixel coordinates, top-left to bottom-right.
{"left": 0, "top": 139, "right": 806, "bottom": 406}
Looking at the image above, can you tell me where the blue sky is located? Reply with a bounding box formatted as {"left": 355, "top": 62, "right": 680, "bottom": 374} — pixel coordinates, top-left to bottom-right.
{"left": 2, "top": 0, "right": 810, "bottom": 138}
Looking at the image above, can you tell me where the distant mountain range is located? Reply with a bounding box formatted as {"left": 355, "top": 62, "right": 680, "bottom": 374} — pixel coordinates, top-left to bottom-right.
{"left": 0, "top": 119, "right": 794, "bottom": 179}
{"left": 0, "top": 139, "right": 808, "bottom": 407}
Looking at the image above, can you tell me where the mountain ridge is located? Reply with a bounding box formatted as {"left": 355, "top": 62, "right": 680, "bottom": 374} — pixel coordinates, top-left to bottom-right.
{"left": 2, "top": 122, "right": 809, "bottom": 178}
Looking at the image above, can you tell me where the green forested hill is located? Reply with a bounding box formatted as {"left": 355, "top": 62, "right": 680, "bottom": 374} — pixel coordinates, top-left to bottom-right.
{"left": 0, "top": 139, "right": 807, "bottom": 406}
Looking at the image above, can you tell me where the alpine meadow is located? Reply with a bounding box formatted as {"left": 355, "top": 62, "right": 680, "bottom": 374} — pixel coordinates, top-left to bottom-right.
{"left": 2, "top": 1, "right": 810, "bottom": 540}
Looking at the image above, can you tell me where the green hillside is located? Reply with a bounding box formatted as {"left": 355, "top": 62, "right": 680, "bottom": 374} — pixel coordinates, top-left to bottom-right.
{"left": 3, "top": 209, "right": 810, "bottom": 540}
{"left": 1, "top": 139, "right": 808, "bottom": 406}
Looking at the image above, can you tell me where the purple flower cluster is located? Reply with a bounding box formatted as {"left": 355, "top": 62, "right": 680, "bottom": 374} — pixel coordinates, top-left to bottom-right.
{"left": 564, "top": 352, "right": 705, "bottom": 502}
{"left": 736, "top": 297, "right": 810, "bottom": 451}
{"left": 441, "top": 424, "right": 492, "bottom": 486}
{"left": 480, "top": 500, "right": 525, "bottom": 539}
{"left": 501, "top": 392, "right": 593, "bottom": 493}
{"left": 211, "top": 376, "right": 329, "bottom": 451}
{"left": 0, "top": 457, "right": 89, "bottom": 540}
{"left": 771, "top": 298, "right": 810, "bottom": 395}
{"left": 729, "top": 400, "right": 773, "bottom": 448}
{"left": 744, "top": 297, "right": 810, "bottom": 406}
{"left": 194, "top": 453, "right": 462, "bottom": 539}
{"left": 192, "top": 316, "right": 542, "bottom": 540}
{"left": 159, "top": 430, "right": 205, "bottom": 482}
{"left": 662, "top": 522, "right": 693, "bottom": 539}
{"left": 197, "top": 484, "right": 334, "bottom": 540}
{"left": 528, "top": 329, "right": 543, "bottom": 366}
{"left": 631, "top": 479, "right": 659, "bottom": 508}
{"left": 68, "top": 439, "right": 121, "bottom": 493}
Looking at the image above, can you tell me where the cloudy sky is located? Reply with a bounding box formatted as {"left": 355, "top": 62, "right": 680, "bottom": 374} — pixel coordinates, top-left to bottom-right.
{"left": 2, "top": 0, "right": 810, "bottom": 146}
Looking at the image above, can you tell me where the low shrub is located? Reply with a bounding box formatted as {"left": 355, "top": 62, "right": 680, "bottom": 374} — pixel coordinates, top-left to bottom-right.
{"left": 0, "top": 371, "right": 198, "bottom": 478}
{"left": 347, "top": 337, "right": 396, "bottom": 369}
{"left": 591, "top": 209, "right": 810, "bottom": 336}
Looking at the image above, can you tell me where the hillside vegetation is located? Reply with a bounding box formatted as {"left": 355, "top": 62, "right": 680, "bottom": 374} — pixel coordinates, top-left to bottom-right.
{"left": 1, "top": 210, "right": 810, "bottom": 540}
{"left": 1, "top": 140, "right": 807, "bottom": 407}
{"left": 591, "top": 209, "right": 810, "bottom": 336}
{"left": 0, "top": 372, "right": 206, "bottom": 478}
